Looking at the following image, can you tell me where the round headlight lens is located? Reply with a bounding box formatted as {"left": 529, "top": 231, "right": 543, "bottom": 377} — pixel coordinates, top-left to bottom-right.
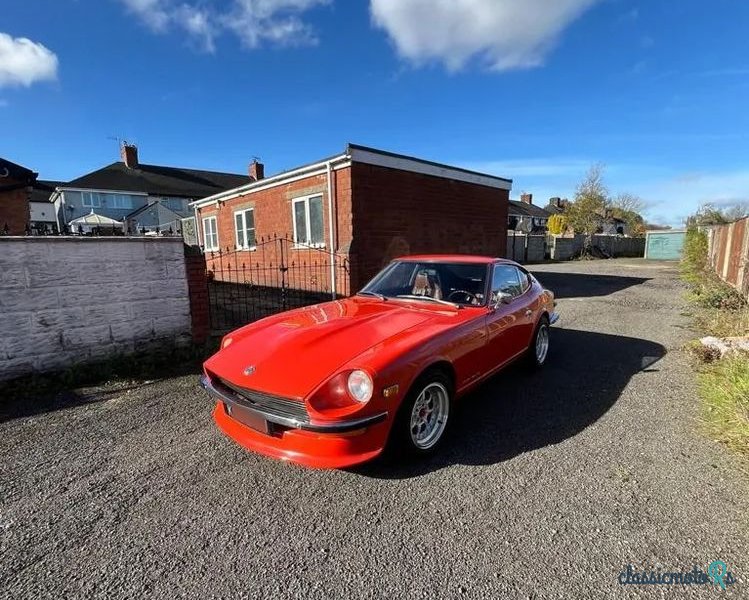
{"left": 347, "top": 370, "right": 373, "bottom": 403}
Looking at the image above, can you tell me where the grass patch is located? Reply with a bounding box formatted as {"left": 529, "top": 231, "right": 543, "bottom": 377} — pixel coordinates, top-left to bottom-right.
{"left": 681, "top": 226, "right": 749, "bottom": 464}
{"left": 694, "top": 306, "right": 749, "bottom": 338}
{"left": 699, "top": 357, "right": 749, "bottom": 458}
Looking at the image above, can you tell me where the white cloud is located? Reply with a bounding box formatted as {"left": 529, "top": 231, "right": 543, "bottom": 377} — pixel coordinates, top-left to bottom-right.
{"left": 370, "top": 0, "right": 600, "bottom": 72}
{"left": 0, "top": 33, "right": 58, "bottom": 88}
{"left": 120, "top": 0, "right": 329, "bottom": 52}
{"left": 226, "top": 0, "right": 330, "bottom": 48}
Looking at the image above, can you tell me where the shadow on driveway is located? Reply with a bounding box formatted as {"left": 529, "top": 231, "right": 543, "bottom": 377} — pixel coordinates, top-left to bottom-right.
{"left": 355, "top": 328, "right": 665, "bottom": 479}
{"left": 530, "top": 271, "right": 651, "bottom": 299}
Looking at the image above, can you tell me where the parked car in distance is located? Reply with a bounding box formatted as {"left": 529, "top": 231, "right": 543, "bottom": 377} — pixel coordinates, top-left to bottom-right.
{"left": 201, "top": 255, "right": 558, "bottom": 469}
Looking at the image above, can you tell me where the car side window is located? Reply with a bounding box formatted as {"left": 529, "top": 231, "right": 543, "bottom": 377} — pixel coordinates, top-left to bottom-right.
{"left": 519, "top": 270, "right": 532, "bottom": 293}
{"left": 491, "top": 265, "right": 523, "bottom": 298}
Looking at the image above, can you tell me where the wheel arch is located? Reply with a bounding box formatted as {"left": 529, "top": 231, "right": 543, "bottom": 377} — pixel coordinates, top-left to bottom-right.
{"left": 406, "top": 359, "right": 456, "bottom": 397}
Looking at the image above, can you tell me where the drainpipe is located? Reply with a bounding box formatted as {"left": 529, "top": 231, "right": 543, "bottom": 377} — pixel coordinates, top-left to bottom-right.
{"left": 53, "top": 189, "right": 63, "bottom": 233}
{"left": 326, "top": 160, "right": 337, "bottom": 299}
{"left": 193, "top": 203, "right": 202, "bottom": 246}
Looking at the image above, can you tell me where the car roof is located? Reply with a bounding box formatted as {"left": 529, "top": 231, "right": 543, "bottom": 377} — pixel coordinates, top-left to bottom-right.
{"left": 395, "top": 254, "right": 518, "bottom": 265}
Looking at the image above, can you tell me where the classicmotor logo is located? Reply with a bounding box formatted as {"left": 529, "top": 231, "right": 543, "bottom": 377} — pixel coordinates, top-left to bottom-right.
{"left": 618, "top": 561, "right": 737, "bottom": 589}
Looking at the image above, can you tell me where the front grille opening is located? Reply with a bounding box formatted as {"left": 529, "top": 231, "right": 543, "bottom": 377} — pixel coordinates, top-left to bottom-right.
{"left": 214, "top": 376, "right": 310, "bottom": 423}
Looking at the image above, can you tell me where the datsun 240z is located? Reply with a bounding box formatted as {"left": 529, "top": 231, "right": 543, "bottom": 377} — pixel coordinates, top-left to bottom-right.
{"left": 200, "top": 256, "right": 558, "bottom": 468}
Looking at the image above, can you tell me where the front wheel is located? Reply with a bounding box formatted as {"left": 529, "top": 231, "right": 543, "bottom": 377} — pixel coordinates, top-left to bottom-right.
{"left": 388, "top": 371, "right": 453, "bottom": 458}
{"left": 527, "top": 316, "right": 550, "bottom": 368}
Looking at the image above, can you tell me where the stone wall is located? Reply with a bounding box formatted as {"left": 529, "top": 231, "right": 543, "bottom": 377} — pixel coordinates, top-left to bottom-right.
{"left": 0, "top": 237, "right": 192, "bottom": 381}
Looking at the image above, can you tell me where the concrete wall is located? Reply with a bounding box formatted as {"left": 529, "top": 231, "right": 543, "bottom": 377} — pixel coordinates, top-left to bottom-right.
{"left": 0, "top": 237, "right": 191, "bottom": 381}
{"left": 549, "top": 234, "right": 645, "bottom": 260}
{"left": 505, "top": 234, "right": 546, "bottom": 263}
{"left": 549, "top": 236, "right": 584, "bottom": 261}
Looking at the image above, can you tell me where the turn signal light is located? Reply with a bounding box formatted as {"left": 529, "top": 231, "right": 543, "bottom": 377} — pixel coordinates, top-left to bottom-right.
{"left": 382, "top": 384, "right": 399, "bottom": 399}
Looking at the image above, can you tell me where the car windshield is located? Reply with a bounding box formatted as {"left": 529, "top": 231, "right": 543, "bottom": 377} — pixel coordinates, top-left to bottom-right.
{"left": 359, "top": 261, "right": 488, "bottom": 306}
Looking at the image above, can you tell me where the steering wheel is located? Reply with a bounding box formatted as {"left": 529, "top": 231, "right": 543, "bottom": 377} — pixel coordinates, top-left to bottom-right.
{"left": 447, "top": 290, "right": 478, "bottom": 305}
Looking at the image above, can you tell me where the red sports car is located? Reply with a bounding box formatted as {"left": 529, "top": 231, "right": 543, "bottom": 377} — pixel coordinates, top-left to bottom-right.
{"left": 201, "top": 255, "right": 558, "bottom": 469}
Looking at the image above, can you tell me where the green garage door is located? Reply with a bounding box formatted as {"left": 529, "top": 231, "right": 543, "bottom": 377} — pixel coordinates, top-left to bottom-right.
{"left": 645, "top": 230, "right": 686, "bottom": 260}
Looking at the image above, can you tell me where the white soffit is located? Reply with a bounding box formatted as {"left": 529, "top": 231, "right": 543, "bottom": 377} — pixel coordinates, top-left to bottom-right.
{"left": 349, "top": 147, "right": 512, "bottom": 191}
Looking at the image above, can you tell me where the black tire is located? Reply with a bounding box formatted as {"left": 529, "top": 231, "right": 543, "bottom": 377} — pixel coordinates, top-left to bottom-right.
{"left": 526, "top": 315, "right": 551, "bottom": 369}
{"left": 386, "top": 369, "right": 453, "bottom": 459}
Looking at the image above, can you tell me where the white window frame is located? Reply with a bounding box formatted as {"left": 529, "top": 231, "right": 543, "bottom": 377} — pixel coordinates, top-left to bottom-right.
{"left": 234, "top": 208, "right": 256, "bottom": 251}
{"left": 106, "top": 193, "right": 133, "bottom": 210}
{"left": 291, "top": 194, "right": 325, "bottom": 249}
{"left": 82, "top": 192, "right": 102, "bottom": 208}
{"left": 202, "top": 216, "right": 219, "bottom": 251}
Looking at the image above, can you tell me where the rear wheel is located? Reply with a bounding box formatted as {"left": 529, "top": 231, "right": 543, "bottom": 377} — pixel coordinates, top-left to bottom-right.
{"left": 388, "top": 370, "right": 453, "bottom": 458}
{"left": 527, "top": 316, "right": 550, "bottom": 368}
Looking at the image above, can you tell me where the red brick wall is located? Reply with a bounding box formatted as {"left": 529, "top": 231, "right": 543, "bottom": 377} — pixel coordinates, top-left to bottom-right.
{"left": 196, "top": 168, "right": 353, "bottom": 296}
{"left": 348, "top": 163, "right": 509, "bottom": 289}
{"left": 195, "top": 163, "right": 508, "bottom": 295}
{"left": 0, "top": 183, "right": 31, "bottom": 235}
{"left": 184, "top": 252, "right": 210, "bottom": 343}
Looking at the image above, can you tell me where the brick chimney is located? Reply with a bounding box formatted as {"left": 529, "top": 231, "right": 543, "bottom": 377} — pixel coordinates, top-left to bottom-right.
{"left": 249, "top": 159, "right": 264, "bottom": 181}
{"left": 550, "top": 196, "right": 562, "bottom": 208}
{"left": 520, "top": 193, "right": 533, "bottom": 204}
{"left": 121, "top": 143, "right": 139, "bottom": 169}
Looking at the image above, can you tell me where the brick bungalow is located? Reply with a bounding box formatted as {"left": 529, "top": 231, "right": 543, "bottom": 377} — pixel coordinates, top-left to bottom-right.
{"left": 0, "top": 157, "right": 37, "bottom": 235}
{"left": 190, "top": 144, "right": 511, "bottom": 294}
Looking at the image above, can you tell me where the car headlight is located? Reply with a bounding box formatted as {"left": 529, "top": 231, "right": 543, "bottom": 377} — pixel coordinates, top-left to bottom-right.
{"left": 347, "top": 370, "right": 373, "bottom": 403}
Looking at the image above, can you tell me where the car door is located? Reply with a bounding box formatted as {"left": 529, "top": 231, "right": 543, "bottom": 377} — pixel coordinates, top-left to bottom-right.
{"left": 483, "top": 264, "right": 530, "bottom": 374}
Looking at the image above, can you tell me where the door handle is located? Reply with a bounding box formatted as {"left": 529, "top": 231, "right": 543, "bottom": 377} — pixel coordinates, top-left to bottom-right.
{"left": 525, "top": 309, "right": 533, "bottom": 317}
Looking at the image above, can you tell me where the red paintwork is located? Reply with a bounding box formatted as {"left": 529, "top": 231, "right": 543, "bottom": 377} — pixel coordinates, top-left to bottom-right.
{"left": 203, "top": 256, "right": 555, "bottom": 468}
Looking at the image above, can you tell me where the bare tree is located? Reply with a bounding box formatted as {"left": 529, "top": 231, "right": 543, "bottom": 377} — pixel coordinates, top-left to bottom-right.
{"left": 722, "top": 202, "right": 749, "bottom": 222}
{"left": 611, "top": 192, "right": 645, "bottom": 214}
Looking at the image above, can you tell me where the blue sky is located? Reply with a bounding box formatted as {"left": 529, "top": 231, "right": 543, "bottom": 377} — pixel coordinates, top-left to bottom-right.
{"left": 1, "top": 0, "right": 748, "bottom": 226}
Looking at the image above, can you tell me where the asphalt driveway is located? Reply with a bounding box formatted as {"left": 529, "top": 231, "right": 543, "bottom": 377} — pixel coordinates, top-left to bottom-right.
{"left": 1, "top": 259, "right": 747, "bottom": 598}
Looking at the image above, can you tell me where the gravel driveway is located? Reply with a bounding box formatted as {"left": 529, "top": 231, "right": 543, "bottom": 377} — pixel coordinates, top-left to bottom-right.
{"left": 1, "top": 259, "right": 747, "bottom": 599}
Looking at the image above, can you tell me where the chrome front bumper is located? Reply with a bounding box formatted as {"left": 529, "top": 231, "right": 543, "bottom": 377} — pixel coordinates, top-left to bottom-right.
{"left": 200, "top": 375, "right": 388, "bottom": 434}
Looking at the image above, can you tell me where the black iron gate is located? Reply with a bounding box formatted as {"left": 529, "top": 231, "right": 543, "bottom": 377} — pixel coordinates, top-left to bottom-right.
{"left": 205, "top": 234, "right": 351, "bottom": 332}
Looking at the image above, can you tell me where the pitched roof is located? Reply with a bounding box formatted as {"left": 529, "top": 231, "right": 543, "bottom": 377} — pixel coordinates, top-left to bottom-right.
{"left": 508, "top": 200, "right": 551, "bottom": 219}
{"left": 64, "top": 162, "right": 250, "bottom": 200}
{"left": 125, "top": 200, "right": 182, "bottom": 220}
{"left": 69, "top": 210, "right": 124, "bottom": 227}
{"left": 30, "top": 180, "right": 63, "bottom": 203}
{"left": 544, "top": 203, "right": 565, "bottom": 215}
{"left": 0, "top": 157, "right": 37, "bottom": 188}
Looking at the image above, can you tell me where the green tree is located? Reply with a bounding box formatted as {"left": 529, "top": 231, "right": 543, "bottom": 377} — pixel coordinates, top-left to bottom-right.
{"left": 566, "top": 164, "right": 608, "bottom": 248}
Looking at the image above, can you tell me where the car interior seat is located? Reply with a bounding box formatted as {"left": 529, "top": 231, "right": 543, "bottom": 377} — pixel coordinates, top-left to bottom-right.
{"left": 412, "top": 269, "right": 443, "bottom": 299}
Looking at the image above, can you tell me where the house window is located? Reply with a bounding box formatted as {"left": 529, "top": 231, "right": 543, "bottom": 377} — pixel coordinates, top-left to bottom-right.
{"left": 82, "top": 192, "right": 102, "bottom": 208}
{"left": 234, "top": 208, "right": 256, "bottom": 250}
{"left": 202, "top": 216, "right": 219, "bottom": 251}
{"left": 106, "top": 194, "right": 134, "bottom": 209}
{"left": 292, "top": 194, "right": 324, "bottom": 247}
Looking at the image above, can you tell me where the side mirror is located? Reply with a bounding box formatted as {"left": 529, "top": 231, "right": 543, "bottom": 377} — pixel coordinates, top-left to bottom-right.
{"left": 491, "top": 291, "right": 513, "bottom": 309}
